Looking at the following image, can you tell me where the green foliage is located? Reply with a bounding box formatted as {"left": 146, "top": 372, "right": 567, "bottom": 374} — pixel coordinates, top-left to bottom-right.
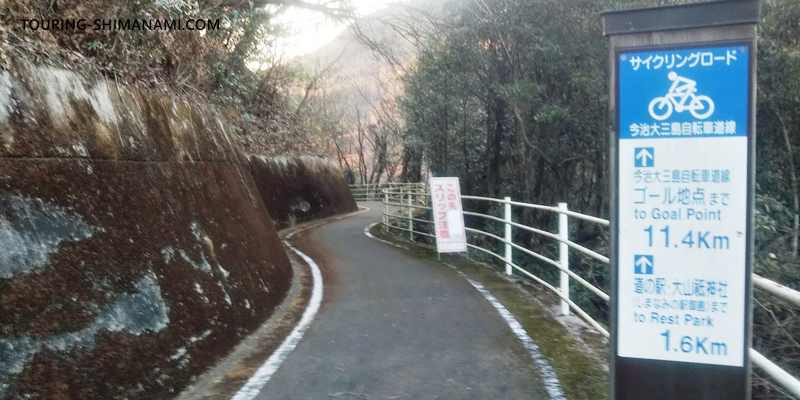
{"left": 84, "top": 39, "right": 105, "bottom": 53}
{"left": 751, "top": 4, "right": 800, "bottom": 392}
{"left": 400, "top": 0, "right": 611, "bottom": 214}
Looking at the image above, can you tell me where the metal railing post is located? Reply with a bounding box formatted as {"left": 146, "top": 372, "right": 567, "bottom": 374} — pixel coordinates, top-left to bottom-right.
{"left": 504, "top": 196, "right": 512, "bottom": 276}
{"left": 383, "top": 191, "right": 388, "bottom": 227}
{"left": 408, "top": 194, "right": 413, "bottom": 240}
{"left": 558, "top": 202, "right": 569, "bottom": 316}
{"left": 398, "top": 188, "right": 403, "bottom": 234}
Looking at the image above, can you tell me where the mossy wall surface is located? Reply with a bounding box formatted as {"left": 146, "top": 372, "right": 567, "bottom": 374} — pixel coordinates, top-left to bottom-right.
{"left": 248, "top": 155, "right": 358, "bottom": 230}
{"left": 0, "top": 59, "right": 295, "bottom": 399}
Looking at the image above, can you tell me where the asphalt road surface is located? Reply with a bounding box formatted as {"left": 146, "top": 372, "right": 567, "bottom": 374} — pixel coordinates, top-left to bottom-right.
{"left": 255, "top": 203, "right": 548, "bottom": 399}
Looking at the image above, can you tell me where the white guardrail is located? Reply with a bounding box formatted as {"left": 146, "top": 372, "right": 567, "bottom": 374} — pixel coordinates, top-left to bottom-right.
{"left": 350, "top": 183, "right": 800, "bottom": 398}
{"left": 350, "top": 182, "right": 426, "bottom": 202}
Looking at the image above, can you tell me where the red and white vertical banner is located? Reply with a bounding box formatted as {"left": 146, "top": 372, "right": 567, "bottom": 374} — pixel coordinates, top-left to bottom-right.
{"left": 430, "top": 177, "right": 467, "bottom": 253}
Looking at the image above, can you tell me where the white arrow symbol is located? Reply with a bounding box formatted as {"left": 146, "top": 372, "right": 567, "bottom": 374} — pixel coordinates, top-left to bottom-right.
{"left": 636, "top": 149, "right": 653, "bottom": 166}
{"left": 635, "top": 256, "right": 652, "bottom": 269}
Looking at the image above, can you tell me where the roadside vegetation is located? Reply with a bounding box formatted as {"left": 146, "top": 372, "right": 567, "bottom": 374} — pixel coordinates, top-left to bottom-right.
{"left": 0, "top": 0, "right": 353, "bottom": 156}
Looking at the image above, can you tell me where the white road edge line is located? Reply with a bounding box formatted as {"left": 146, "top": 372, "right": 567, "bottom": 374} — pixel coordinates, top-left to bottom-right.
{"left": 230, "top": 241, "right": 323, "bottom": 400}
{"left": 363, "top": 222, "right": 409, "bottom": 249}
{"left": 231, "top": 205, "right": 369, "bottom": 399}
{"left": 285, "top": 206, "right": 370, "bottom": 239}
{"left": 453, "top": 266, "right": 567, "bottom": 400}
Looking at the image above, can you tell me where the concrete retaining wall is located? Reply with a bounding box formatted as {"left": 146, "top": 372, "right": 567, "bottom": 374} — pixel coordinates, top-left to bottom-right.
{"left": 0, "top": 58, "right": 349, "bottom": 398}
{"left": 248, "top": 155, "right": 358, "bottom": 230}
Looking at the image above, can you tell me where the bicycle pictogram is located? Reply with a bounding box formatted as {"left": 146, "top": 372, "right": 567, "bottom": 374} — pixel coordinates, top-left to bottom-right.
{"left": 648, "top": 72, "right": 715, "bottom": 120}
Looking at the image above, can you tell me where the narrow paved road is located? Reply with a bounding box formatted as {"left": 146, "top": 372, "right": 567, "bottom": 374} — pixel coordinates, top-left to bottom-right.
{"left": 255, "top": 203, "right": 548, "bottom": 399}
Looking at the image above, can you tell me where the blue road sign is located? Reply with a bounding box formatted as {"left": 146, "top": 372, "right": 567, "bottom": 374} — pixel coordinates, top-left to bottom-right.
{"left": 619, "top": 45, "right": 748, "bottom": 140}
{"left": 616, "top": 43, "right": 750, "bottom": 368}
{"left": 634, "top": 255, "right": 653, "bottom": 274}
{"left": 634, "top": 148, "right": 654, "bottom": 167}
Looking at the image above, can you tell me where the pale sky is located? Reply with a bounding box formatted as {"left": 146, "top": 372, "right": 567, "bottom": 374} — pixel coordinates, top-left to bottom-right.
{"left": 274, "top": 0, "right": 401, "bottom": 59}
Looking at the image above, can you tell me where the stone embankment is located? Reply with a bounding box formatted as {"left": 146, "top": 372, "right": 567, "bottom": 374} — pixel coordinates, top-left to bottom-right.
{"left": 0, "top": 57, "right": 354, "bottom": 399}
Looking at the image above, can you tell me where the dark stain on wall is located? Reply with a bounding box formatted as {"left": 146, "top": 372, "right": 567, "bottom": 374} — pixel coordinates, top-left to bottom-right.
{"left": 248, "top": 155, "right": 358, "bottom": 230}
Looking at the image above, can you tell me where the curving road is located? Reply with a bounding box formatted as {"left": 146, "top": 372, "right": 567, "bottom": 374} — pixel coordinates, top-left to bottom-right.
{"left": 253, "top": 203, "right": 549, "bottom": 399}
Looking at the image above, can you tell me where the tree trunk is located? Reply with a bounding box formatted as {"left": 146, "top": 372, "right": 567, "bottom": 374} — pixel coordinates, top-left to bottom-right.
{"left": 774, "top": 107, "right": 799, "bottom": 257}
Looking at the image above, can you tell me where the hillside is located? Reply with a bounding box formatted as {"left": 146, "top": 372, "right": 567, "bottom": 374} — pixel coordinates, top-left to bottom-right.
{"left": 294, "top": 1, "right": 432, "bottom": 182}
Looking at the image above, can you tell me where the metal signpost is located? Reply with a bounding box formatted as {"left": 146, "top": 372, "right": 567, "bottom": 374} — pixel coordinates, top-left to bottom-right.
{"left": 603, "top": 1, "right": 759, "bottom": 399}
{"left": 430, "top": 177, "right": 468, "bottom": 254}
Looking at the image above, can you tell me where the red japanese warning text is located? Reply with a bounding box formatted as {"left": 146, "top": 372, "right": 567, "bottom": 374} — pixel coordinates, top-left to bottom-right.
{"left": 430, "top": 177, "right": 467, "bottom": 253}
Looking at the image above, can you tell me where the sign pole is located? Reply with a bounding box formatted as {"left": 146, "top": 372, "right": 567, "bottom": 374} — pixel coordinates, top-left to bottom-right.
{"left": 603, "top": 1, "right": 760, "bottom": 399}
{"left": 558, "top": 202, "right": 570, "bottom": 316}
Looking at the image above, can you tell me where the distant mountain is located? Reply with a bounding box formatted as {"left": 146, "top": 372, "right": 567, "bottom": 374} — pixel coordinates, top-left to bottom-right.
{"left": 296, "top": 1, "right": 429, "bottom": 119}
{"left": 294, "top": 1, "right": 437, "bottom": 181}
